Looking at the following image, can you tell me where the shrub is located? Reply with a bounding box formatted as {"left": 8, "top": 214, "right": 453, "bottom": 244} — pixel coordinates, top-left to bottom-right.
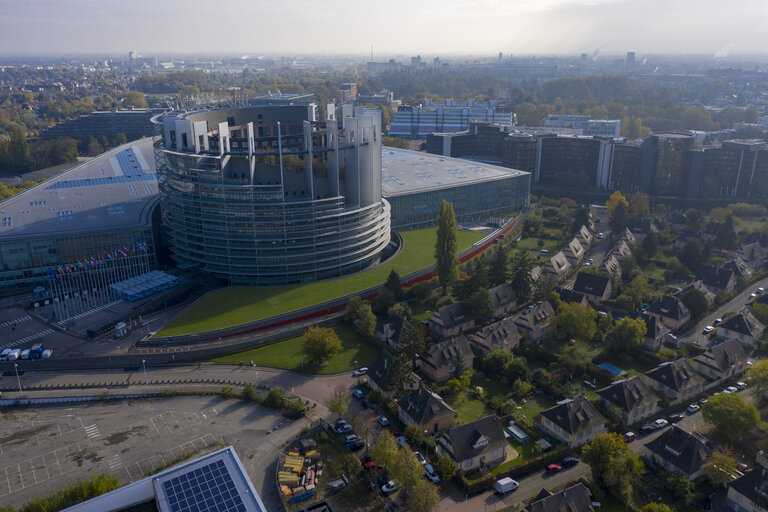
{"left": 287, "top": 399, "right": 307, "bottom": 419}
{"left": 242, "top": 383, "right": 259, "bottom": 402}
{"left": 220, "top": 385, "right": 234, "bottom": 398}
{"left": 404, "top": 424, "right": 426, "bottom": 447}
{"left": 263, "top": 387, "right": 287, "bottom": 410}
{"left": 20, "top": 474, "right": 119, "bottom": 512}
{"left": 367, "top": 389, "right": 383, "bottom": 405}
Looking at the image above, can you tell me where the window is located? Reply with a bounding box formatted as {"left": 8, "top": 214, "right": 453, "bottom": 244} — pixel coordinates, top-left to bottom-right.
{"left": 465, "top": 458, "right": 473, "bottom": 468}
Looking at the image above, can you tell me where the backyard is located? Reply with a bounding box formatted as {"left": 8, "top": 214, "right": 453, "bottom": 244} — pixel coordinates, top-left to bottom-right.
{"left": 211, "top": 323, "right": 379, "bottom": 374}
{"left": 156, "top": 227, "right": 486, "bottom": 336}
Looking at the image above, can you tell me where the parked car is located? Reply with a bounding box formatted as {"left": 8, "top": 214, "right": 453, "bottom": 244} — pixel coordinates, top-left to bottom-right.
{"left": 597, "top": 232, "right": 604, "bottom": 239}
{"left": 353, "top": 389, "right": 364, "bottom": 399}
{"left": 725, "top": 386, "right": 738, "bottom": 394}
{"left": 20, "top": 349, "right": 31, "bottom": 360}
{"left": 424, "top": 464, "right": 440, "bottom": 483}
{"left": 396, "top": 436, "right": 406, "bottom": 448}
{"left": 653, "top": 418, "right": 669, "bottom": 429}
{"left": 353, "top": 367, "right": 368, "bottom": 377}
{"left": 344, "top": 434, "right": 360, "bottom": 444}
{"left": 640, "top": 424, "right": 655, "bottom": 435}
{"left": 494, "top": 477, "right": 519, "bottom": 495}
{"left": 698, "top": 397, "right": 708, "bottom": 405}
{"left": 703, "top": 326, "right": 714, "bottom": 334}
{"left": 41, "top": 349, "right": 52, "bottom": 359}
{"left": 687, "top": 404, "right": 701, "bottom": 414}
{"left": 750, "top": 293, "right": 757, "bottom": 300}
{"left": 546, "top": 464, "right": 562, "bottom": 475}
{"left": 562, "top": 456, "right": 579, "bottom": 468}
{"left": 736, "top": 382, "right": 747, "bottom": 390}
{"left": 714, "top": 318, "right": 722, "bottom": 325}
{"left": 335, "top": 420, "right": 348, "bottom": 429}
{"left": 623, "top": 432, "right": 636, "bottom": 443}
{"left": 758, "top": 287, "right": 766, "bottom": 294}
{"left": 0, "top": 349, "right": 10, "bottom": 361}
{"left": 377, "top": 416, "right": 390, "bottom": 427}
{"left": 381, "top": 480, "right": 399, "bottom": 495}
{"left": 389, "top": 428, "right": 401, "bottom": 437}
{"left": 668, "top": 413, "right": 684, "bottom": 423}
{"left": 347, "top": 439, "right": 365, "bottom": 451}
{"left": 7, "top": 349, "right": 21, "bottom": 361}
{"left": 336, "top": 424, "right": 353, "bottom": 434}
{"left": 414, "top": 452, "right": 427, "bottom": 466}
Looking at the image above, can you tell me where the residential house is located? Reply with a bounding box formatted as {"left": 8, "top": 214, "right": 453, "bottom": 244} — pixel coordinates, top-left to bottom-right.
{"left": 646, "top": 295, "right": 691, "bottom": 331}
{"left": 468, "top": 317, "right": 521, "bottom": 355}
{"left": 618, "top": 227, "right": 636, "bottom": 245}
{"left": 571, "top": 272, "right": 612, "bottom": 305}
{"left": 527, "top": 483, "right": 594, "bottom": 512}
{"left": 613, "top": 239, "right": 633, "bottom": 259}
{"left": 644, "top": 425, "right": 712, "bottom": 479}
{"left": 596, "top": 376, "right": 660, "bottom": 426}
{"left": 718, "top": 310, "right": 766, "bottom": 348}
{"left": 555, "top": 287, "right": 588, "bottom": 306}
{"left": 420, "top": 336, "right": 474, "bottom": 383}
{"left": 724, "top": 258, "right": 752, "bottom": 281}
{"left": 397, "top": 384, "right": 457, "bottom": 434}
{"left": 727, "top": 451, "right": 768, "bottom": 512}
{"left": 513, "top": 301, "right": 555, "bottom": 342}
{"left": 601, "top": 253, "right": 621, "bottom": 276}
{"left": 643, "top": 313, "right": 671, "bottom": 351}
{"left": 693, "top": 338, "right": 749, "bottom": 385}
{"left": 696, "top": 264, "right": 736, "bottom": 295}
{"left": 688, "top": 280, "right": 717, "bottom": 306}
{"left": 534, "top": 396, "right": 607, "bottom": 448}
{"left": 576, "top": 225, "right": 593, "bottom": 247}
{"left": 380, "top": 312, "right": 406, "bottom": 350}
{"left": 628, "top": 216, "right": 655, "bottom": 234}
{"left": 667, "top": 210, "right": 689, "bottom": 231}
{"left": 645, "top": 359, "right": 705, "bottom": 405}
{"left": 489, "top": 283, "right": 517, "bottom": 317}
{"left": 563, "top": 237, "right": 586, "bottom": 265}
{"left": 368, "top": 351, "right": 421, "bottom": 400}
{"left": 545, "top": 251, "right": 572, "bottom": 282}
{"left": 735, "top": 232, "right": 768, "bottom": 269}
{"left": 436, "top": 415, "right": 507, "bottom": 472}
{"left": 428, "top": 301, "right": 475, "bottom": 338}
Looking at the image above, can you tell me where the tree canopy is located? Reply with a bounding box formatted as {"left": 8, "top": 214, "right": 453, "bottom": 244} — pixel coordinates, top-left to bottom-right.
{"left": 582, "top": 432, "right": 644, "bottom": 503}
{"left": 746, "top": 359, "right": 768, "bottom": 401}
{"left": 701, "top": 393, "right": 761, "bottom": 440}
{"left": 435, "top": 201, "right": 459, "bottom": 295}
{"left": 302, "top": 326, "right": 343, "bottom": 366}
{"left": 551, "top": 302, "right": 598, "bottom": 343}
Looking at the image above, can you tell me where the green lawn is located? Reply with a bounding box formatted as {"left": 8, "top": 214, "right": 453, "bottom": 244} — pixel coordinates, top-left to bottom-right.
{"left": 452, "top": 393, "right": 489, "bottom": 424}
{"left": 517, "top": 394, "right": 558, "bottom": 427}
{"left": 491, "top": 440, "right": 538, "bottom": 474}
{"left": 156, "top": 228, "right": 485, "bottom": 337}
{"left": 211, "top": 323, "right": 379, "bottom": 374}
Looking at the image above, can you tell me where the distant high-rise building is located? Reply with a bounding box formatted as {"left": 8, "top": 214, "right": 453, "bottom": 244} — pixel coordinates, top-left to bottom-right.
{"left": 581, "top": 53, "right": 588, "bottom": 61}
{"left": 499, "top": 52, "right": 503, "bottom": 61}
{"left": 340, "top": 82, "right": 357, "bottom": 103}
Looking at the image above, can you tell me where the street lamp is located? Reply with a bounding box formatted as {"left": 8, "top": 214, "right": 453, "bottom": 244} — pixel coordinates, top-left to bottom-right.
{"left": 424, "top": 430, "right": 429, "bottom": 460}
{"left": 354, "top": 360, "right": 358, "bottom": 373}
{"left": 14, "top": 363, "right": 22, "bottom": 396}
{"left": 142, "top": 359, "right": 149, "bottom": 394}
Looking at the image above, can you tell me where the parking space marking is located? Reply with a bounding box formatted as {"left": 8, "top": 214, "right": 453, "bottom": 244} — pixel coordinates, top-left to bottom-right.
{"left": 84, "top": 424, "right": 100, "bottom": 439}
{"left": 0, "top": 467, "right": 9, "bottom": 498}
{"left": 108, "top": 454, "right": 122, "bottom": 471}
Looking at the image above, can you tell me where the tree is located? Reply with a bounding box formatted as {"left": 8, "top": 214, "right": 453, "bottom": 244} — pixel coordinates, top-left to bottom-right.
{"left": 572, "top": 206, "right": 590, "bottom": 232}
{"left": 6, "top": 125, "right": 31, "bottom": 174}
{"left": 328, "top": 384, "right": 350, "bottom": 418}
{"left": 702, "top": 393, "right": 761, "bottom": 440}
{"left": 685, "top": 208, "right": 703, "bottom": 230}
{"left": 409, "top": 280, "right": 433, "bottom": 302}
{"left": 488, "top": 245, "right": 509, "bottom": 286}
{"left": 582, "top": 433, "right": 644, "bottom": 503}
{"left": 715, "top": 214, "right": 738, "bottom": 250}
{"left": 434, "top": 455, "right": 456, "bottom": 482}
{"left": 680, "top": 288, "right": 708, "bottom": 321}
{"left": 407, "top": 480, "right": 440, "bottom": 512}
{"left": 302, "top": 326, "right": 343, "bottom": 366}
{"left": 746, "top": 359, "right": 768, "bottom": 401}
{"left": 606, "top": 190, "right": 628, "bottom": 216}
{"left": 386, "top": 354, "right": 414, "bottom": 398}
{"left": 641, "top": 505, "right": 674, "bottom": 512}
{"left": 345, "top": 296, "right": 376, "bottom": 336}
{"left": 242, "top": 383, "right": 259, "bottom": 401}
{"left": 435, "top": 200, "right": 459, "bottom": 295}
{"left": 122, "top": 90, "right": 148, "bottom": 108}
{"left": 398, "top": 319, "right": 426, "bottom": 360}
{"left": 373, "top": 431, "right": 399, "bottom": 470}
{"left": 752, "top": 303, "right": 768, "bottom": 326}
{"left": 263, "top": 387, "right": 287, "bottom": 409}
{"left": 610, "top": 199, "right": 629, "bottom": 234}
{"left": 393, "top": 449, "right": 424, "bottom": 490}
{"left": 642, "top": 231, "right": 658, "bottom": 259}
{"left": 551, "top": 302, "right": 598, "bottom": 343}
{"left": 385, "top": 269, "right": 403, "bottom": 299}
{"left": 705, "top": 450, "right": 738, "bottom": 487}
{"left": 372, "top": 289, "right": 396, "bottom": 314}
{"left": 533, "top": 272, "right": 557, "bottom": 303}
{"left": 620, "top": 274, "right": 649, "bottom": 311}
{"left": 449, "top": 351, "right": 466, "bottom": 380}
{"left": 510, "top": 250, "right": 534, "bottom": 298}
{"left": 629, "top": 191, "right": 650, "bottom": 217}
{"left": 609, "top": 317, "right": 646, "bottom": 353}
{"left": 388, "top": 302, "right": 413, "bottom": 320}
{"left": 678, "top": 238, "right": 704, "bottom": 272}
{"left": 469, "top": 259, "right": 489, "bottom": 290}
{"left": 466, "top": 288, "right": 493, "bottom": 317}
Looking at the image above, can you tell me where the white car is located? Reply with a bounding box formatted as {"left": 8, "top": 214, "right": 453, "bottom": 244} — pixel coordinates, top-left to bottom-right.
{"left": 381, "top": 480, "right": 399, "bottom": 495}
{"left": 424, "top": 464, "right": 440, "bottom": 483}
{"left": 703, "top": 326, "right": 714, "bottom": 334}
{"left": 758, "top": 287, "right": 765, "bottom": 294}
{"left": 353, "top": 367, "right": 368, "bottom": 377}
{"left": 736, "top": 382, "right": 747, "bottom": 390}
{"left": 687, "top": 404, "right": 700, "bottom": 414}
{"left": 597, "top": 232, "right": 604, "bottom": 239}
{"left": 344, "top": 434, "right": 360, "bottom": 443}
{"left": 352, "top": 389, "right": 364, "bottom": 399}
{"left": 414, "top": 452, "right": 427, "bottom": 466}
{"left": 652, "top": 418, "right": 669, "bottom": 429}
{"left": 41, "top": 349, "right": 52, "bottom": 359}
{"left": 397, "top": 436, "right": 406, "bottom": 448}
{"left": 724, "top": 386, "right": 738, "bottom": 394}
{"left": 20, "top": 349, "right": 31, "bottom": 360}
{"left": 377, "top": 416, "right": 390, "bottom": 427}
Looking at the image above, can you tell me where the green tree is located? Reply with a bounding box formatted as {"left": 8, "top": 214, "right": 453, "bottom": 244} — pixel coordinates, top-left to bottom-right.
{"left": 435, "top": 200, "right": 459, "bottom": 295}
{"left": 746, "top": 359, "right": 768, "bottom": 400}
{"left": 388, "top": 302, "right": 413, "bottom": 319}
{"left": 533, "top": 272, "right": 557, "bottom": 303}
{"left": 488, "top": 244, "right": 509, "bottom": 286}
{"left": 551, "top": 302, "right": 598, "bottom": 343}
{"left": 385, "top": 269, "right": 403, "bottom": 299}
{"left": 510, "top": 250, "right": 534, "bottom": 298}
{"left": 609, "top": 317, "right": 646, "bottom": 353}
{"left": 434, "top": 455, "right": 456, "bottom": 481}
{"left": 122, "top": 90, "right": 148, "bottom": 108}
{"left": 393, "top": 449, "right": 424, "bottom": 490}
{"left": 715, "top": 214, "right": 738, "bottom": 250}
{"left": 302, "top": 326, "right": 343, "bottom": 366}
{"left": 6, "top": 125, "right": 31, "bottom": 174}
{"left": 620, "top": 274, "right": 649, "bottom": 311}
{"left": 610, "top": 199, "right": 629, "bottom": 234}
{"left": 328, "top": 384, "right": 350, "bottom": 418}
{"left": 407, "top": 480, "right": 440, "bottom": 512}
{"left": 404, "top": 424, "right": 426, "bottom": 447}
{"left": 242, "top": 383, "right": 259, "bottom": 402}
{"left": 449, "top": 351, "right": 466, "bottom": 380}
{"left": 345, "top": 296, "right": 376, "bottom": 336}
{"left": 752, "top": 303, "right": 768, "bottom": 326}
{"left": 373, "top": 430, "right": 399, "bottom": 470}
{"left": 641, "top": 504, "right": 674, "bottom": 512}
{"left": 685, "top": 208, "right": 703, "bottom": 230}
{"left": 263, "top": 387, "right": 287, "bottom": 409}
{"left": 466, "top": 288, "right": 493, "bottom": 317}
{"left": 680, "top": 288, "right": 708, "bottom": 321}
{"left": 702, "top": 393, "right": 761, "bottom": 441}
{"left": 642, "top": 231, "right": 658, "bottom": 259}
{"left": 705, "top": 450, "right": 738, "bottom": 487}
{"left": 409, "top": 280, "right": 433, "bottom": 302}
{"left": 678, "top": 238, "right": 704, "bottom": 272}
{"left": 572, "top": 206, "right": 590, "bottom": 232}
{"left": 386, "top": 354, "right": 415, "bottom": 398}
{"left": 582, "top": 433, "right": 644, "bottom": 503}
{"left": 372, "top": 289, "right": 397, "bottom": 314}
{"left": 398, "top": 319, "right": 426, "bottom": 360}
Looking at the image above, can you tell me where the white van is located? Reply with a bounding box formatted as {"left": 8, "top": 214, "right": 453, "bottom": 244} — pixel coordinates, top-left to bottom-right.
{"left": 21, "top": 349, "right": 31, "bottom": 360}
{"left": 495, "top": 477, "right": 519, "bottom": 495}
{"left": 7, "top": 349, "right": 21, "bottom": 361}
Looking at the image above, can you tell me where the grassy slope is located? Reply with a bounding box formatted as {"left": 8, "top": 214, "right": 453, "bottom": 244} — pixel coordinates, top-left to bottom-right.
{"left": 157, "top": 228, "right": 485, "bottom": 336}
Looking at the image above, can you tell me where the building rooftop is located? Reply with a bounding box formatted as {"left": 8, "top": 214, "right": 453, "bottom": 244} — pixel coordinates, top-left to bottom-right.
{"left": 381, "top": 147, "right": 527, "bottom": 197}
{"left": 0, "top": 138, "right": 157, "bottom": 241}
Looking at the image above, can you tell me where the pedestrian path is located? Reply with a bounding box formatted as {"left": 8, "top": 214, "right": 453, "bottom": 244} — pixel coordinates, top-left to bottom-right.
{"left": 0, "top": 329, "right": 55, "bottom": 350}
{"left": 0, "top": 316, "right": 31, "bottom": 329}
{"left": 56, "top": 300, "right": 122, "bottom": 326}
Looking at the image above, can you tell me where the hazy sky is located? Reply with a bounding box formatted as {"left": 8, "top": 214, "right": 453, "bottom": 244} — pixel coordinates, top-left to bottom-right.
{"left": 1, "top": 0, "right": 767, "bottom": 57}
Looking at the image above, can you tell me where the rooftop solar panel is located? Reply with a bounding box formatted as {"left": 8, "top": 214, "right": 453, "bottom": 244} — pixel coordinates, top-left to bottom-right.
{"left": 161, "top": 459, "right": 246, "bottom": 512}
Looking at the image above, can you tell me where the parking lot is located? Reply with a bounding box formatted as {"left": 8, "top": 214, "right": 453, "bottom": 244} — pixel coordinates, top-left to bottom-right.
{"left": 0, "top": 395, "right": 310, "bottom": 510}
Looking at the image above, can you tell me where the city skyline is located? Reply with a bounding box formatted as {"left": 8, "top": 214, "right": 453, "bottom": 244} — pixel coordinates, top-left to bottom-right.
{"left": 1, "top": 0, "right": 767, "bottom": 57}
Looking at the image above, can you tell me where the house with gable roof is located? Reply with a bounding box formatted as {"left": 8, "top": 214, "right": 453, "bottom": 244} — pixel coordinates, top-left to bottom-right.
{"left": 646, "top": 295, "right": 691, "bottom": 331}
{"left": 367, "top": 350, "right": 421, "bottom": 400}
{"left": 436, "top": 415, "right": 507, "bottom": 471}
{"left": 534, "top": 396, "right": 607, "bottom": 448}
{"left": 727, "top": 450, "right": 768, "bottom": 512}
{"left": 428, "top": 301, "right": 475, "bottom": 338}
{"left": 380, "top": 312, "right": 407, "bottom": 350}
{"left": 563, "top": 237, "right": 586, "bottom": 265}
{"left": 397, "top": 383, "right": 457, "bottom": 434}
{"left": 468, "top": 317, "right": 520, "bottom": 355}
{"left": 489, "top": 283, "right": 517, "bottom": 317}
{"left": 545, "top": 251, "right": 572, "bottom": 282}
{"left": 596, "top": 376, "right": 659, "bottom": 426}
{"left": 571, "top": 272, "right": 612, "bottom": 305}
{"left": 718, "top": 309, "right": 765, "bottom": 348}
{"left": 644, "top": 425, "right": 712, "bottom": 478}
{"left": 526, "top": 483, "right": 595, "bottom": 512}
{"left": 575, "top": 225, "right": 593, "bottom": 247}
{"left": 420, "top": 335, "right": 474, "bottom": 383}
{"left": 513, "top": 301, "right": 555, "bottom": 342}
{"left": 696, "top": 264, "right": 736, "bottom": 295}
{"left": 643, "top": 313, "right": 671, "bottom": 351}
{"left": 645, "top": 359, "right": 705, "bottom": 404}
{"left": 693, "top": 338, "right": 749, "bottom": 384}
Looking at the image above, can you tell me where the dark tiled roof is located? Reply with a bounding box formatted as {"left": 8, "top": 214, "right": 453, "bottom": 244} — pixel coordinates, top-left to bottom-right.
{"left": 383, "top": 312, "right": 406, "bottom": 345}
{"left": 437, "top": 415, "right": 505, "bottom": 463}
{"left": 723, "top": 258, "right": 751, "bottom": 280}
{"left": 422, "top": 336, "right": 473, "bottom": 372}
{"left": 644, "top": 425, "right": 712, "bottom": 475}
{"left": 696, "top": 264, "right": 735, "bottom": 290}
{"left": 628, "top": 217, "right": 653, "bottom": 233}
{"left": 572, "top": 272, "right": 610, "bottom": 297}
{"left": 743, "top": 232, "right": 768, "bottom": 247}
{"left": 468, "top": 317, "right": 520, "bottom": 352}
{"left": 555, "top": 287, "right": 587, "bottom": 305}
{"left": 527, "top": 483, "right": 594, "bottom": 512}
{"left": 728, "top": 468, "right": 768, "bottom": 511}
{"left": 399, "top": 385, "right": 457, "bottom": 426}
{"left": 720, "top": 311, "right": 764, "bottom": 337}
{"left": 431, "top": 301, "right": 475, "bottom": 330}
{"left": 643, "top": 313, "right": 669, "bottom": 340}
{"left": 596, "top": 377, "right": 657, "bottom": 414}
{"left": 514, "top": 301, "right": 555, "bottom": 331}
{"left": 490, "top": 283, "right": 517, "bottom": 310}
{"left": 368, "top": 350, "right": 420, "bottom": 391}
{"left": 538, "top": 396, "right": 606, "bottom": 436}
{"left": 647, "top": 295, "right": 689, "bottom": 321}
{"left": 694, "top": 338, "right": 748, "bottom": 373}
{"left": 645, "top": 359, "right": 704, "bottom": 392}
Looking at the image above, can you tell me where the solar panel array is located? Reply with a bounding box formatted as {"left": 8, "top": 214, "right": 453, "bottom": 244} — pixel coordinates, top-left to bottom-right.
{"left": 45, "top": 174, "right": 157, "bottom": 190}
{"left": 161, "top": 459, "right": 246, "bottom": 512}
{"left": 116, "top": 147, "right": 144, "bottom": 176}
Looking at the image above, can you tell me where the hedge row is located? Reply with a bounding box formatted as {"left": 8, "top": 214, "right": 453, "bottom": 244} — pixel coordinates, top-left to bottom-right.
{"left": 496, "top": 446, "right": 572, "bottom": 480}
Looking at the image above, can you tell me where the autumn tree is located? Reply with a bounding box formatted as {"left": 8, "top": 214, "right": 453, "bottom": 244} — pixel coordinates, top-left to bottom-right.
{"left": 705, "top": 450, "right": 738, "bottom": 487}
{"left": 551, "top": 302, "right": 598, "bottom": 343}
{"left": 435, "top": 200, "right": 459, "bottom": 295}
{"left": 746, "top": 359, "right": 768, "bottom": 401}
{"left": 582, "top": 433, "right": 644, "bottom": 503}
{"left": 629, "top": 191, "right": 650, "bottom": 217}
{"left": 702, "top": 393, "right": 761, "bottom": 441}
{"left": 302, "top": 326, "right": 343, "bottom": 366}
{"left": 606, "top": 190, "right": 628, "bottom": 216}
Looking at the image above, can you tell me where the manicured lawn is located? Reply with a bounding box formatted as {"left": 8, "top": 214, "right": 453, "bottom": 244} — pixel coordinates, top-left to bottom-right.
{"left": 491, "top": 440, "right": 538, "bottom": 474}
{"left": 517, "top": 394, "right": 557, "bottom": 427}
{"left": 452, "top": 393, "right": 489, "bottom": 424}
{"left": 156, "top": 228, "right": 485, "bottom": 336}
{"left": 211, "top": 323, "right": 379, "bottom": 374}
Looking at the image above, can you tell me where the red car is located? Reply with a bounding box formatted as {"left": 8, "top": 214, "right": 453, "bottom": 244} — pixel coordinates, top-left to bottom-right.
{"left": 546, "top": 464, "right": 562, "bottom": 475}
{"left": 389, "top": 428, "right": 401, "bottom": 437}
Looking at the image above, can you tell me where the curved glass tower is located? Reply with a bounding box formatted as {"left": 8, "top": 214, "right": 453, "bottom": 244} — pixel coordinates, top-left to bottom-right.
{"left": 153, "top": 105, "right": 391, "bottom": 285}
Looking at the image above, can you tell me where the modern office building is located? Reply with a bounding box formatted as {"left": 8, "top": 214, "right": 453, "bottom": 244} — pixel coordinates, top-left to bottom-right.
{"left": 39, "top": 109, "right": 158, "bottom": 139}
{"left": 540, "top": 115, "right": 621, "bottom": 138}
{"left": 695, "top": 139, "right": 768, "bottom": 199}
{"left": 0, "top": 138, "right": 158, "bottom": 292}
{"left": 381, "top": 148, "right": 530, "bottom": 229}
{"left": 388, "top": 99, "right": 516, "bottom": 138}
{"left": 340, "top": 82, "right": 357, "bottom": 103}
{"left": 155, "top": 104, "right": 391, "bottom": 286}
{"left": 536, "top": 136, "right": 612, "bottom": 188}
{"left": 66, "top": 446, "right": 266, "bottom": 512}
